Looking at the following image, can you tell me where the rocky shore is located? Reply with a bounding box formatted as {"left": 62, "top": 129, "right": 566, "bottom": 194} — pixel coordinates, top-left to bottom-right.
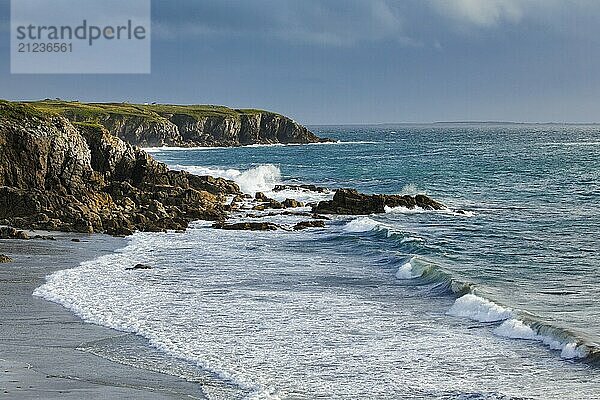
{"left": 0, "top": 101, "right": 239, "bottom": 235}
{"left": 1, "top": 99, "right": 446, "bottom": 237}
{"left": 25, "top": 100, "right": 334, "bottom": 147}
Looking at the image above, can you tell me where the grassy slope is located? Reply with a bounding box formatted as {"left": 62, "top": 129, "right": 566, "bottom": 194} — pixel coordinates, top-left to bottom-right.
{"left": 15, "top": 100, "right": 273, "bottom": 125}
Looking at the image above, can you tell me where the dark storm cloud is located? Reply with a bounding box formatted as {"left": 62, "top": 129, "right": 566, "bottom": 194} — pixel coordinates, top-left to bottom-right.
{"left": 2, "top": 0, "right": 600, "bottom": 123}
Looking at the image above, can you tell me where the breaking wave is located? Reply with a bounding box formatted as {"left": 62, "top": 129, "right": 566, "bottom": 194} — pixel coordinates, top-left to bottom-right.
{"left": 342, "top": 215, "right": 598, "bottom": 364}
{"left": 170, "top": 164, "right": 282, "bottom": 194}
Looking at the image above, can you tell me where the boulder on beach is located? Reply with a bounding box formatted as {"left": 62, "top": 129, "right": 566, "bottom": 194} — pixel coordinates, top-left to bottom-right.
{"left": 312, "top": 189, "right": 445, "bottom": 215}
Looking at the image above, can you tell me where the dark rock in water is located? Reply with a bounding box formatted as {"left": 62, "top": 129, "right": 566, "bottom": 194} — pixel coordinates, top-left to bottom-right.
{"left": 282, "top": 198, "right": 304, "bottom": 208}
{"left": 414, "top": 194, "right": 445, "bottom": 210}
{"left": 255, "top": 192, "right": 269, "bottom": 202}
{"left": 266, "top": 199, "right": 284, "bottom": 209}
{"left": 312, "top": 214, "right": 331, "bottom": 220}
{"left": 273, "top": 184, "right": 329, "bottom": 193}
{"left": 312, "top": 189, "right": 445, "bottom": 215}
{"left": 33, "top": 235, "right": 56, "bottom": 240}
{"left": 212, "top": 222, "right": 279, "bottom": 231}
{"left": 126, "top": 263, "right": 152, "bottom": 271}
{"left": 253, "top": 192, "right": 284, "bottom": 209}
{"left": 231, "top": 195, "right": 245, "bottom": 204}
{"left": 0, "top": 254, "right": 13, "bottom": 263}
{"left": 0, "top": 226, "right": 30, "bottom": 240}
{"left": 71, "top": 238, "right": 81, "bottom": 242}
{"left": 293, "top": 220, "right": 326, "bottom": 230}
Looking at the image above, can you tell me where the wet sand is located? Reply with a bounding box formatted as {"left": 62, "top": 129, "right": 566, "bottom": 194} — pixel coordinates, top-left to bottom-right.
{"left": 0, "top": 231, "right": 205, "bottom": 399}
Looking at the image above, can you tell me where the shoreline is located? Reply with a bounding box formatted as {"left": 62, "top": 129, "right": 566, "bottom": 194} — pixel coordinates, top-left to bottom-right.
{"left": 0, "top": 230, "right": 206, "bottom": 399}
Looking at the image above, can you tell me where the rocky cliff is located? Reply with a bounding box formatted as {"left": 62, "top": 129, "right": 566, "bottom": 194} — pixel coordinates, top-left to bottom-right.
{"left": 26, "top": 101, "right": 331, "bottom": 147}
{"left": 0, "top": 100, "right": 240, "bottom": 235}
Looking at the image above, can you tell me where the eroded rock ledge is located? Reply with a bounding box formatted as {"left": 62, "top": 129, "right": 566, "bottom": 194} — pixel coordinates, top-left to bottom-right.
{"left": 0, "top": 101, "right": 240, "bottom": 235}
{"left": 23, "top": 100, "right": 334, "bottom": 147}
{"left": 312, "top": 188, "right": 445, "bottom": 215}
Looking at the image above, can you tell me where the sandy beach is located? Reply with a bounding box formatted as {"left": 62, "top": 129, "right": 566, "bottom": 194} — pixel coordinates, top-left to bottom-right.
{"left": 0, "top": 231, "right": 205, "bottom": 399}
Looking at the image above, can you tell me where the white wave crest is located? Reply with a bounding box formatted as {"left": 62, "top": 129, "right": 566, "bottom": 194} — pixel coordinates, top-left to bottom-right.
{"left": 395, "top": 259, "right": 420, "bottom": 280}
{"left": 494, "top": 319, "right": 589, "bottom": 359}
{"left": 170, "top": 164, "right": 282, "bottom": 194}
{"left": 342, "top": 217, "right": 384, "bottom": 233}
{"left": 493, "top": 318, "right": 537, "bottom": 339}
{"left": 447, "top": 294, "right": 513, "bottom": 323}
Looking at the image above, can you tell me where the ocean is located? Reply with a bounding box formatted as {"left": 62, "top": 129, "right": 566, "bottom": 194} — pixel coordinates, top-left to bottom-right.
{"left": 35, "top": 124, "right": 600, "bottom": 399}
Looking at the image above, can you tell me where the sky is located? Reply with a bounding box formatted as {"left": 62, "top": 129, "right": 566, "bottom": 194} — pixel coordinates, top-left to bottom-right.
{"left": 1, "top": 0, "right": 600, "bottom": 124}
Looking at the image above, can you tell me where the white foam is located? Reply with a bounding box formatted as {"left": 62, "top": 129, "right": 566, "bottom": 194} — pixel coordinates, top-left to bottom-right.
{"left": 32, "top": 233, "right": 269, "bottom": 398}
{"left": 170, "top": 164, "right": 282, "bottom": 194}
{"left": 265, "top": 188, "right": 333, "bottom": 204}
{"left": 400, "top": 183, "right": 419, "bottom": 195}
{"left": 494, "top": 319, "right": 589, "bottom": 359}
{"left": 342, "top": 217, "right": 384, "bottom": 233}
{"left": 560, "top": 342, "right": 589, "bottom": 359}
{"left": 384, "top": 205, "right": 474, "bottom": 218}
{"left": 143, "top": 141, "right": 373, "bottom": 153}
{"left": 400, "top": 236, "right": 425, "bottom": 244}
{"left": 447, "top": 294, "right": 513, "bottom": 323}
{"left": 493, "top": 319, "right": 537, "bottom": 340}
{"left": 384, "top": 205, "right": 425, "bottom": 214}
{"left": 395, "top": 260, "right": 420, "bottom": 280}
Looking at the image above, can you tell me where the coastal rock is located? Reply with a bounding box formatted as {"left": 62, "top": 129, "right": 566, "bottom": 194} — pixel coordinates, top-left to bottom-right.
{"left": 312, "top": 189, "right": 445, "bottom": 215}
{"left": 0, "top": 226, "right": 30, "bottom": 240}
{"left": 293, "top": 220, "right": 326, "bottom": 230}
{"left": 255, "top": 192, "right": 269, "bottom": 202}
{"left": 282, "top": 198, "right": 304, "bottom": 208}
{"left": 0, "top": 254, "right": 13, "bottom": 263}
{"left": 254, "top": 192, "right": 285, "bottom": 209}
{"left": 274, "top": 184, "right": 329, "bottom": 193}
{"left": 126, "top": 263, "right": 152, "bottom": 270}
{"left": 26, "top": 101, "right": 334, "bottom": 147}
{"left": 0, "top": 101, "right": 240, "bottom": 236}
{"left": 212, "top": 222, "right": 279, "bottom": 231}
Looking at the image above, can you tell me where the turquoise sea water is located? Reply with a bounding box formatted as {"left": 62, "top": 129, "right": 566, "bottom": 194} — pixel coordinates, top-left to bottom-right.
{"left": 36, "top": 124, "right": 600, "bottom": 399}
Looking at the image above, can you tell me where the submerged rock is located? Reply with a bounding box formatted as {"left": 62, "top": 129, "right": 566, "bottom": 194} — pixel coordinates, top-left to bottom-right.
{"left": 0, "top": 254, "right": 13, "bottom": 263}
{"left": 126, "top": 263, "right": 152, "bottom": 270}
{"left": 312, "top": 188, "right": 445, "bottom": 215}
{"left": 212, "top": 222, "right": 279, "bottom": 231}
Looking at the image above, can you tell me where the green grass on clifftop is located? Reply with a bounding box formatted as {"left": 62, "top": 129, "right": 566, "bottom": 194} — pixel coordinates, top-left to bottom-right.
{"left": 18, "top": 100, "right": 275, "bottom": 125}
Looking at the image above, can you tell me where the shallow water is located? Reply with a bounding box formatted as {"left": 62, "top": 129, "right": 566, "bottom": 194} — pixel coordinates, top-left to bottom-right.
{"left": 37, "top": 124, "right": 600, "bottom": 399}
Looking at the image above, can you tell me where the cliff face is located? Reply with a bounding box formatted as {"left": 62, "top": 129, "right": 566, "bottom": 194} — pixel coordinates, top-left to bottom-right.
{"left": 27, "top": 101, "right": 331, "bottom": 147}
{"left": 0, "top": 101, "right": 240, "bottom": 235}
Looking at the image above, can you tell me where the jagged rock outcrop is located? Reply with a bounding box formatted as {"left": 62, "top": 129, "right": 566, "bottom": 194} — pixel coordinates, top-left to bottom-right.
{"left": 313, "top": 188, "right": 445, "bottom": 215}
{"left": 26, "top": 101, "right": 333, "bottom": 147}
{"left": 0, "top": 101, "right": 241, "bottom": 235}
{"left": 0, "top": 254, "right": 13, "bottom": 263}
{"left": 293, "top": 220, "right": 325, "bottom": 230}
